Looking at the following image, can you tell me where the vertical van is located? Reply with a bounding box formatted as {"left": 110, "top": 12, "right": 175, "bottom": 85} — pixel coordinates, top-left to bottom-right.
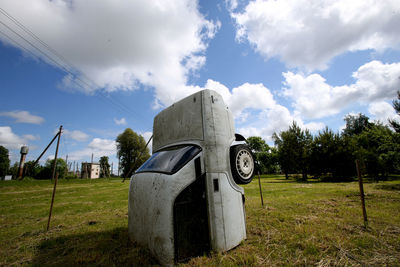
{"left": 128, "top": 89, "right": 255, "bottom": 265}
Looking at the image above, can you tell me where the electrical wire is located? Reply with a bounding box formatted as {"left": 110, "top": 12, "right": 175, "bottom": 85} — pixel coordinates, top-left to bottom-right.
{"left": 0, "top": 7, "right": 145, "bottom": 122}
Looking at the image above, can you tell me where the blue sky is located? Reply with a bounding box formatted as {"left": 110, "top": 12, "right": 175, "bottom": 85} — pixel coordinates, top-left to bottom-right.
{"left": 1, "top": 0, "right": 400, "bottom": 172}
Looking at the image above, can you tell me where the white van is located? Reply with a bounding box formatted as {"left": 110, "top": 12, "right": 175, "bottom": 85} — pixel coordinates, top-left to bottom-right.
{"left": 128, "top": 89, "right": 255, "bottom": 265}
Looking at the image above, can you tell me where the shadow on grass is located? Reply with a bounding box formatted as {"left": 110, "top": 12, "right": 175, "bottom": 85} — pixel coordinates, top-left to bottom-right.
{"left": 32, "top": 227, "right": 158, "bottom": 266}
{"left": 375, "top": 183, "right": 400, "bottom": 191}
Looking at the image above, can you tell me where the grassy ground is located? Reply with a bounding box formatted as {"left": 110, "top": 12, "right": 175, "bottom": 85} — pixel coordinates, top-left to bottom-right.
{"left": 0, "top": 176, "right": 399, "bottom": 266}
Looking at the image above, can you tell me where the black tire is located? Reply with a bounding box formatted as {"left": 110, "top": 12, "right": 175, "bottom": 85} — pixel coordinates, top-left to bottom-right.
{"left": 230, "top": 145, "right": 255, "bottom": 184}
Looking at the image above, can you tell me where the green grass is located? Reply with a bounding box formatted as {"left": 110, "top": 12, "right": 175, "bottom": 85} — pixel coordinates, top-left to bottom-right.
{"left": 1, "top": 176, "right": 399, "bottom": 266}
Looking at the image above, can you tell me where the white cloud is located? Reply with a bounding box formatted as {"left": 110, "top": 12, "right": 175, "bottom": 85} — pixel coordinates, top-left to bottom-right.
{"left": 205, "top": 79, "right": 276, "bottom": 117}
{"left": 368, "top": 101, "right": 399, "bottom": 124}
{"left": 283, "top": 61, "right": 400, "bottom": 119}
{"left": 225, "top": 0, "right": 238, "bottom": 11}
{"left": 68, "top": 138, "right": 116, "bottom": 161}
{"left": 0, "top": 110, "right": 44, "bottom": 124}
{"left": 23, "top": 134, "right": 39, "bottom": 141}
{"left": 0, "top": 0, "right": 219, "bottom": 107}
{"left": 203, "top": 79, "right": 325, "bottom": 142}
{"left": 63, "top": 129, "right": 90, "bottom": 142}
{"left": 232, "top": 0, "right": 400, "bottom": 70}
{"left": 0, "top": 126, "right": 33, "bottom": 149}
{"left": 114, "top": 118, "right": 127, "bottom": 126}
{"left": 140, "top": 131, "right": 153, "bottom": 153}
{"left": 237, "top": 103, "right": 325, "bottom": 143}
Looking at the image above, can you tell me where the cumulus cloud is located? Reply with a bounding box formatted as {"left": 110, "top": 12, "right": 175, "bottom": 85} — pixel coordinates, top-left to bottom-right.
{"left": 63, "top": 129, "right": 89, "bottom": 142}
{"left": 68, "top": 138, "right": 116, "bottom": 161}
{"left": 368, "top": 101, "right": 400, "bottom": 124}
{"left": 0, "top": 110, "right": 44, "bottom": 124}
{"left": 0, "top": 0, "right": 220, "bottom": 107}
{"left": 283, "top": 61, "right": 400, "bottom": 119}
{"left": 204, "top": 79, "right": 324, "bottom": 142}
{"left": 232, "top": 0, "right": 400, "bottom": 70}
{"left": 205, "top": 79, "right": 276, "bottom": 117}
{"left": 0, "top": 126, "right": 34, "bottom": 149}
{"left": 114, "top": 118, "right": 127, "bottom": 126}
{"left": 236, "top": 104, "right": 325, "bottom": 143}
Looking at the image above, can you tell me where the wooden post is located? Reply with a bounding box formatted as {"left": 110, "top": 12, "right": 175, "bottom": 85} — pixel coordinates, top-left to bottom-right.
{"left": 47, "top": 173, "right": 59, "bottom": 231}
{"left": 355, "top": 160, "right": 368, "bottom": 228}
{"left": 50, "top": 126, "right": 62, "bottom": 181}
{"left": 257, "top": 171, "right": 264, "bottom": 207}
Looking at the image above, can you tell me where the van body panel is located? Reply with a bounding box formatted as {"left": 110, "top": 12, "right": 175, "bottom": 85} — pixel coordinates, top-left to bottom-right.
{"left": 128, "top": 89, "right": 248, "bottom": 265}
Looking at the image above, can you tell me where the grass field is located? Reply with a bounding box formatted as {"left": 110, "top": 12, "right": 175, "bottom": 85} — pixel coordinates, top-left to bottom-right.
{"left": 1, "top": 176, "right": 399, "bottom": 266}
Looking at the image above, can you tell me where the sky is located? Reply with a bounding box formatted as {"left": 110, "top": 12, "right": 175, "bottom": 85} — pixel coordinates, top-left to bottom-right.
{"left": 1, "top": 0, "right": 400, "bottom": 173}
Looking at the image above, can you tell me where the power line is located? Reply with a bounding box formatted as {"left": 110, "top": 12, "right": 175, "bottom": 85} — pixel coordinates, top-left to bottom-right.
{"left": 0, "top": 8, "right": 145, "bottom": 121}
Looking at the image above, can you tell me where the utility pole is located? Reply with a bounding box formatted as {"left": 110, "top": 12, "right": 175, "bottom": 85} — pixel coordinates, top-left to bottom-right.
{"left": 50, "top": 126, "right": 62, "bottom": 181}
{"left": 111, "top": 162, "right": 113, "bottom": 176}
{"left": 46, "top": 125, "right": 62, "bottom": 231}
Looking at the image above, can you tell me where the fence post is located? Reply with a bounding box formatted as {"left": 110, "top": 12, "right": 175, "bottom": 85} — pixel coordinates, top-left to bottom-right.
{"left": 355, "top": 159, "right": 368, "bottom": 228}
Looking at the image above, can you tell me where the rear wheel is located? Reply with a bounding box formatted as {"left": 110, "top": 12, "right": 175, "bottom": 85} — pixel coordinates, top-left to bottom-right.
{"left": 230, "top": 145, "right": 255, "bottom": 184}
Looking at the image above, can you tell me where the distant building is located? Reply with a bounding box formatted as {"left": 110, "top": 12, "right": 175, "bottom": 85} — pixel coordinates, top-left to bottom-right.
{"left": 81, "top": 162, "right": 100, "bottom": 179}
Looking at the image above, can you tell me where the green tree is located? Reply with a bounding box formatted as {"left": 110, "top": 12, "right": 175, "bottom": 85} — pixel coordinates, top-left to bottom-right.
{"left": 23, "top": 160, "right": 43, "bottom": 178}
{"left": 310, "top": 127, "right": 355, "bottom": 180}
{"left": 99, "top": 156, "right": 110, "bottom": 178}
{"left": 247, "top": 136, "right": 269, "bottom": 153}
{"left": 0, "top": 146, "right": 10, "bottom": 177}
{"left": 37, "top": 158, "right": 67, "bottom": 179}
{"left": 9, "top": 162, "right": 19, "bottom": 178}
{"left": 116, "top": 128, "right": 150, "bottom": 178}
{"left": 342, "top": 113, "right": 372, "bottom": 136}
{"left": 389, "top": 91, "right": 400, "bottom": 133}
{"left": 355, "top": 123, "right": 399, "bottom": 179}
{"left": 247, "top": 136, "right": 278, "bottom": 174}
{"left": 273, "top": 122, "right": 312, "bottom": 180}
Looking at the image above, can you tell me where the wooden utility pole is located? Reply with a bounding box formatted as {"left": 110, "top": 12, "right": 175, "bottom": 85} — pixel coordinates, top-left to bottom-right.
{"left": 356, "top": 159, "right": 368, "bottom": 228}
{"left": 47, "top": 125, "right": 62, "bottom": 231}
{"left": 47, "top": 173, "right": 58, "bottom": 231}
{"left": 50, "top": 126, "right": 62, "bottom": 181}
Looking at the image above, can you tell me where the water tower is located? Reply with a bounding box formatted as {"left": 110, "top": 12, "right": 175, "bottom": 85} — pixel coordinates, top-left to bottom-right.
{"left": 17, "top": 145, "right": 29, "bottom": 178}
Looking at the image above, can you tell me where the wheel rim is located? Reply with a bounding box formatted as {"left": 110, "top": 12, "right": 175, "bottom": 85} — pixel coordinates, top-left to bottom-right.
{"left": 235, "top": 149, "right": 254, "bottom": 180}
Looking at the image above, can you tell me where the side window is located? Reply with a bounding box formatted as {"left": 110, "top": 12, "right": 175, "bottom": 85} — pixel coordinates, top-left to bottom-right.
{"left": 136, "top": 145, "right": 201, "bottom": 175}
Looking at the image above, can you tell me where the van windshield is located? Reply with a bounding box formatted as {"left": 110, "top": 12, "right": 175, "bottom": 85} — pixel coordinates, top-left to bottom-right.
{"left": 136, "top": 145, "right": 201, "bottom": 175}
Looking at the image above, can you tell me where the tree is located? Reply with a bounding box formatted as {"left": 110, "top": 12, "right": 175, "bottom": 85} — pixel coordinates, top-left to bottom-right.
{"left": 23, "top": 160, "right": 43, "bottom": 178}
{"left": 9, "top": 162, "right": 19, "bottom": 178}
{"left": 273, "top": 122, "right": 312, "bottom": 180}
{"left": 389, "top": 91, "right": 400, "bottom": 133}
{"left": 0, "top": 146, "right": 10, "bottom": 177}
{"left": 310, "top": 127, "right": 338, "bottom": 177}
{"left": 247, "top": 136, "right": 269, "bottom": 153}
{"left": 310, "top": 127, "right": 355, "bottom": 180}
{"left": 116, "top": 128, "right": 150, "bottom": 177}
{"left": 99, "top": 156, "right": 110, "bottom": 177}
{"left": 355, "top": 123, "right": 399, "bottom": 179}
{"left": 37, "top": 158, "right": 67, "bottom": 179}
{"left": 247, "top": 136, "right": 278, "bottom": 174}
{"left": 342, "top": 113, "right": 372, "bottom": 136}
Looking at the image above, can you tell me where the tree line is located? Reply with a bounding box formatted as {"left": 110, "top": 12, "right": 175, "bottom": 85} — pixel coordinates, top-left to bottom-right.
{"left": 1, "top": 93, "right": 399, "bottom": 181}
{"left": 0, "top": 156, "right": 114, "bottom": 180}
{"left": 249, "top": 92, "right": 400, "bottom": 181}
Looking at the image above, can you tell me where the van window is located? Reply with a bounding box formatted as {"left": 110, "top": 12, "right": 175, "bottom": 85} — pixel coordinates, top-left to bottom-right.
{"left": 136, "top": 145, "right": 201, "bottom": 175}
